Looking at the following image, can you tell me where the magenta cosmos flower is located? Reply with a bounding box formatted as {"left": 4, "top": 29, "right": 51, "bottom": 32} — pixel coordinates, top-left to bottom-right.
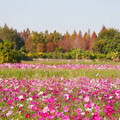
{"left": 25, "top": 113, "right": 31, "bottom": 118}
{"left": 7, "top": 100, "right": 14, "bottom": 105}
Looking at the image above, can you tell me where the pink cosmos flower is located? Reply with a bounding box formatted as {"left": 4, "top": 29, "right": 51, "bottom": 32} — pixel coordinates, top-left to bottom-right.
{"left": 63, "top": 94, "right": 69, "bottom": 100}
{"left": 63, "top": 106, "right": 69, "bottom": 112}
{"left": 31, "top": 88, "right": 35, "bottom": 92}
{"left": 92, "top": 112, "right": 102, "bottom": 120}
{"left": 49, "top": 107, "right": 55, "bottom": 114}
{"left": 84, "top": 96, "right": 90, "bottom": 102}
{"left": 39, "top": 118, "right": 44, "bottom": 120}
{"left": 19, "top": 106, "right": 23, "bottom": 111}
{"left": 43, "top": 112, "right": 48, "bottom": 118}
{"left": 106, "top": 112, "right": 112, "bottom": 117}
{"left": 6, "top": 110, "right": 13, "bottom": 116}
{"left": 14, "top": 97, "right": 19, "bottom": 101}
{"left": 50, "top": 109, "right": 55, "bottom": 114}
{"left": 36, "top": 107, "right": 41, "bottom": 112}
{"left": 77, "top": 108, "right": 82, "bottom": 114}
{"left": 104, "top": 104, "right": 114, "bottom": 113}
{"left": 47, "top": 115, "right": 55, "bottom": 119}
{"left": 8, "top": 100, "right": 13, "bottom": 105}
{"left": 92, "top": 115, "right": 102, "bottom": 120}
{"left": 95, "top": 105, "right": 100, "bottom": 111}
{"left": 56, "top": 112, "right": 63, "bottom": 117}
{"left": 32, "top": 114, "right": 36, "bottom": 118}
{"left": 62, "top": 115, "right": 70, "bottom": 120}
{"left": 84, "top": 103, "right": 93, "bottom": 108}
{"left": 43, "top": 106, "right": 49, "bottom": 113}
{"left": 32, "top": 106, "right": 36, "bottom": 111}
{"left": 84, "top": 117, "right": 90, "bottom": 120}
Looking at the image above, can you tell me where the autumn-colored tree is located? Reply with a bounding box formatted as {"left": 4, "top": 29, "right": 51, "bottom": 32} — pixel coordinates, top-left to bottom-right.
{"left": 21, "top": 28, "right": 30, "bottom": 42}
{"left": 26, "top": 28, "right": 30, "bottom": 36}
{"left": 71, "top": 30, "right": 77, "bottom": 39}
{"left": 98, "top": 25, "right": 106, "bottom": 36}
{"left": 36, "top": 43, "right": 44, "bottom": 52}
{"left": 85, "top": 32, "right": 91, "bottom": 50}
{"left": 49, "top": 33, "right": 54, "bottom": 42}
{"left": 25, "top": 35, "right": 35, "bottom": 52}
{"left": 66, "top": 31, "right": 70, "bottom": 39}
{"left": 46, "top": 42, "right": 54, "bottom": 52}
{"left": 88, "top": 31, "right": 97, "bottom": 51}
{"left": 80, "top": 32, "right": 88, "bottom": 50}
{"left": 77, "top": 31, "right": 82, "bottom": 39}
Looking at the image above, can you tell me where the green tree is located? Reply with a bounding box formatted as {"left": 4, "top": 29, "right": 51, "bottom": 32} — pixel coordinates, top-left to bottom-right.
{"left": 0, "top": 24, "right": 24, "bottom": 50}
{"left": 93, "top": 28, "right": 120, "bottom": 54}
{"left": 0, "top": 41, "right": 21, "bottom": 63}
{"left": 71, "top": 48, "right": 81, "bottom": 61}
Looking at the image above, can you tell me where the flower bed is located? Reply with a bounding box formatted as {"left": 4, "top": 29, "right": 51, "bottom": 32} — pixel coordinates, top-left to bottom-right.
{"left": 0, "top": 76, "right": 120, "bottom": 119}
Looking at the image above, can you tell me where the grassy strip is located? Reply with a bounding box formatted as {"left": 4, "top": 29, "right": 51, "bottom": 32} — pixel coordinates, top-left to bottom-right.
{"left": 21, "top": 60, "right": 120, "bottom": 65}
{"left": 0, "top": 68, "right": 119, "bottom": 79}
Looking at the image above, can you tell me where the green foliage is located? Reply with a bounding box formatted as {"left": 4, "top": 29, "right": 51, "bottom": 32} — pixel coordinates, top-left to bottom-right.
{"left": 0, "top": 41, "right": 21, "bottom": 63}
{"left": 20, "top": 46, "right": 26, "bottom": 52}
{"left": 106, "top": 51, "right": 119, "bottom": 60}
{"left": 93, "top": 39, "right": 105, "bottom": 53}
{"left": 96, "top": 53, "right": 106, "bottom": 59}
{"left": 27, "top": 49, "right": 106, "bottom": 60}
{"left": 71, "top": 48, "right": 81, "bottom": 60}
{"left": 93, "top": 28, "right": 120, "bottom": 54}
{"left": 0, "top": 24, "right": 24, "bottom": 50}
{"left": 55, "top": 47, "right": 64, "bottom": 53}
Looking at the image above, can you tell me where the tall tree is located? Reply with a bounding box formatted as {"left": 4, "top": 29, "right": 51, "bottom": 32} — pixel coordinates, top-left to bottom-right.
{"left": 0, "top": 24, "right": 24, "bottom": 50}
{"left": 25, "top": 35, "right": 35, "bottom": 52}
{"left": 99, "top": 25, "right": 106, "bottom": 36}
{"left": 88, "top": 31, "right": 97, "bottom": 51}
{"left": 93, "top": 28, "right": 120, "bottom": 54}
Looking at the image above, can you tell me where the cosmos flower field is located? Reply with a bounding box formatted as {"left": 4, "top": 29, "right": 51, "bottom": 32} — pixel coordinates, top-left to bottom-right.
{"left": 0, "top": 63, "right": 120, "bottom": 120}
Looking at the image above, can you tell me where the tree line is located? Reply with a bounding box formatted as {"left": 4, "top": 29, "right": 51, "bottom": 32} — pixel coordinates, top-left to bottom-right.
{"left": 0, "top": 24, "right": 120, "bottom": 62}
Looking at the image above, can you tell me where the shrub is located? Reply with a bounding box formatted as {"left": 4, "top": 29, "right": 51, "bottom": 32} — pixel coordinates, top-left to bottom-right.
{"left": 96, "top": 53, "right": 106, "bottom": 59}
{"left": 0, "top": 41, "right": 22, "bottom": 63}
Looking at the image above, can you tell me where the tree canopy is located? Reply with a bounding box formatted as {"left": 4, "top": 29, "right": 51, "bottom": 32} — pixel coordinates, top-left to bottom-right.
{"left": 93, "top": 28, "right": 120, "bottom": 54}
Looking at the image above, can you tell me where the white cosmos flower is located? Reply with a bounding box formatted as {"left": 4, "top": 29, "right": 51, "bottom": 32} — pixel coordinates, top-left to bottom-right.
{"left": 28, "top": 105, "right": 34, "bottom": 109}
{"left": 81, "top": 112, "right": 85, "bottom": 115}
{"left": 109, "top": 96, "right": 113, "bottom": 99}
{"left": 85, "top": 108, "right": 93, "bottom": 112}
{"left": 64, "top": 88, "right": 67, "bottom": 91}
{"left": 38, "top": 91, "right": 43, "bottom": 95}
{"left": 17, "top": 104, "right": 23, "bottom": 107}
{"left": 27, "top": 97, "right": 33, "bottom": 101}
{"left": 19, "top": 95, "right": 23, "bottom": 99}
{"left": 68, "top": 90, "right": 72, "bottom": 93}
{"left": 115, "top": 93, "right": 119, "bottom": 96}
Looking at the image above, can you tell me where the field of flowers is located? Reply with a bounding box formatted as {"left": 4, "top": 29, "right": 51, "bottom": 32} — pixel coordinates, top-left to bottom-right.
{"left": 0, "top": 63, "right": 120, "bottom": 120}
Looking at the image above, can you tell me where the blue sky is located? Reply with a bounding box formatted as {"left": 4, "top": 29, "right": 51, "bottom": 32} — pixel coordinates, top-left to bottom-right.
{"left": 0, "top": 0, "right": 120, "bottom": 34}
